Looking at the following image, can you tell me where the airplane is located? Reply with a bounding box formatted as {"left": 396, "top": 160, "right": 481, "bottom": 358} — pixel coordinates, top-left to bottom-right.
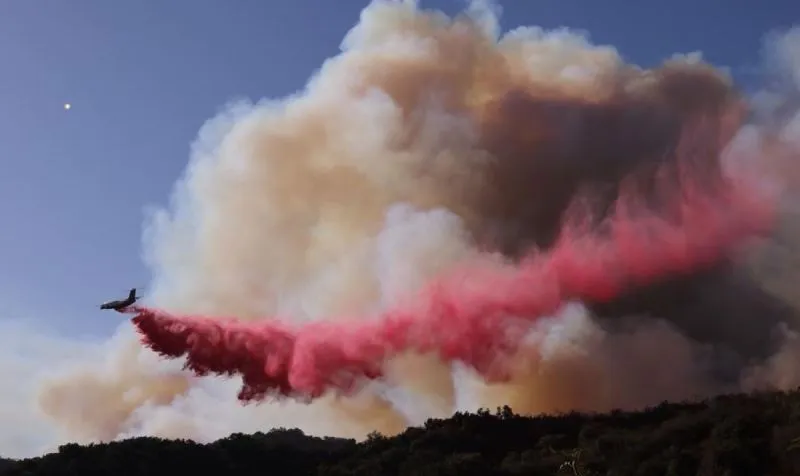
{"left": 99, "top": 288, "right": 141, "bottom": 312}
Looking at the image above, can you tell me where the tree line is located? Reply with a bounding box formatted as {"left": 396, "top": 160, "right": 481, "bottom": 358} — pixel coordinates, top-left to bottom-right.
{"left": 4, "top": 389, "right": 800, "bottom": 475}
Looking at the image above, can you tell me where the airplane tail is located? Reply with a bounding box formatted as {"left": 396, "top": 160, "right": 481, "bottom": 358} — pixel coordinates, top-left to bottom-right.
{"left": 128, "top": 288, "right": 137, "bottom": 301}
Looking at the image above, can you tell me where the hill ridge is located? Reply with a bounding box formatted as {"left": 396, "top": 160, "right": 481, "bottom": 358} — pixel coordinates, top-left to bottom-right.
{"left": 5, "top": 388, "right": 800, "bottom": 475}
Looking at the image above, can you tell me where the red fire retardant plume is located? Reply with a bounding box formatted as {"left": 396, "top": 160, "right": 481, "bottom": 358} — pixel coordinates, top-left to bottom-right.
{"left": 128, "top": 166, "right": 777, "bottom": 404}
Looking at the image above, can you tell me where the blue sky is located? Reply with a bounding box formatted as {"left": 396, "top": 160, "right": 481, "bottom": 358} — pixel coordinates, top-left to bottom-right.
{"left": 0, "top": 0, "right": 797, "bottom": 338}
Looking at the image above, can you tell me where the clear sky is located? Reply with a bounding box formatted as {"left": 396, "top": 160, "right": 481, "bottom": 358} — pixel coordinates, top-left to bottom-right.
{"left": 0, "top": 0, "right": 797, "bottom": 338}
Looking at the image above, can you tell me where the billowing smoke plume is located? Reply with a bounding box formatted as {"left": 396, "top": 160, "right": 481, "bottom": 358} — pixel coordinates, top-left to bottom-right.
{"left": 27, "top": 0, "right": 800, "bottom": 456}
{"left": 128, "top": 164, "right": 775, "bottom": 401}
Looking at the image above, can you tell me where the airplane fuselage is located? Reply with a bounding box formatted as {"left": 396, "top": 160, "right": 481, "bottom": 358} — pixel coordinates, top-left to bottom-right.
{"left": 100, "top": 300, "right": 133, "bottom": 311}
{"left": 100, "top": 303, "right": 130, "bottom": 312}
{"left": 100, "top": 299, "right": 135, "bottom": 312}
{"left": 100, "top": 288, "right": 139, "bottom": 312}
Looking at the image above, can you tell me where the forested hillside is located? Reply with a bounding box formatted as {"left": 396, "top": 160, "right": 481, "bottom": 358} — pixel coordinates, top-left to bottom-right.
{"left": 4, "top": 389, "right": 800, "bottom": 475}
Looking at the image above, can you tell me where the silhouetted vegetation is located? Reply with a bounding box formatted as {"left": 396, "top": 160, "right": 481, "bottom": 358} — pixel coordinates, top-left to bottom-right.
{"left": 5, "top": 389, "right": 800, "bottom": 475}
